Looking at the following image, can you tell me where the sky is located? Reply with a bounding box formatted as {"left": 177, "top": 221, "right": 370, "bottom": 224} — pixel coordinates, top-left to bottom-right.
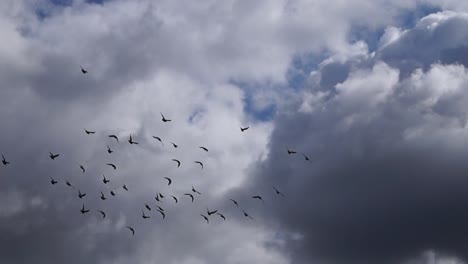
{"left": 3, "top": 0, "right": 468, "bottom": 263}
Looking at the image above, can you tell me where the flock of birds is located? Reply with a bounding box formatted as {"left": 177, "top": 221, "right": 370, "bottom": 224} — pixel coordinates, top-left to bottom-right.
{"left": 0, "top": 66, "right": 311, "bottom": 237}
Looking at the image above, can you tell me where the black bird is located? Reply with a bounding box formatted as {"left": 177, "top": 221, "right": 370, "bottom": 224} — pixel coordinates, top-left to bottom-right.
{"left": 100, "top": 191, "right": 106, "bottom": 200}
{"left": 273, "top": 186, "right": 285, "bottom": 197}
{"left": 98, "top": 210, "right": 106, "bottom": 219}
{"left": 80, "top": 204, "right": 90, "bottom": 214}
{"left": 49, "top": 176, "right": 58, "bottom": 185}
{"left": 107, "top": 145, "right": 113, "bottom": 154}
{"left": 199, "top": 146, "right": 208, "bottom": 152}
{"left": 142, "top": 210, "right": 150, "bottom": 219}
{"left": 107, "top": 163, "right": 117, "bottom": 170}
{"left": 158, "top": 193, "right": 165, "bottom": 199}
{"left": 153, "top": 136, "right": 164, "bottom": 146}
{"left": 240, "top": 126, "right": 249, "bottom": 132}
{"left": 78, "top": 190, "right": 86, "bottom": 199}
{"left": 201, "top": 214, "right": 209, "bottom": 224}
{"left": 229, "top": 199, "right": 239, "bottom": 207}
{"left": 252, "top": 195, "right": 264, "bottom": 203}
{"left": 1, "top": 155, "right": 10, "bottom": 166}
{"left": 172, "top": 159, "right": 181, "bottom": 167}
{"left": 84, "top": 128, "right": 95, "bottom": 134}
{"left": 171, "top": 195, "right": 178, "bottom": 203}
{"left": 79, "top": 165, "right": 85, "bottom": 173}
{"left": 286, "top": 146, "right": 297, "bottom": 154}
{"left": 126, "top": 226, "right": 135, "bottom": 236}
{"left": 207, "top": 208, "right": 218, "bottom": 216}
{"left": 184, "top": 193, "right": 194, "bottom": 202}
{"left": 155, "top": 195, "right": 161, "bottom": 202}
{"left": 102, "top": 175, "right": 110, "bottom": 184}
{"left": 194, "top": 161, "right": 204, "bottom": 169}
{"left": 171, "top": 142, "right": 178, "bottom": 148}
{"left": 122, "top": 184, "right": 128, "bottom": 191}
{"left": 65, "top": 180, "right": 73, "bottom": 188}
{"left": 163, "top": 177, "right": 172, "bottom": 186}
{"left": 108, "top": 134, "right": 119, "bottom": 142}
{"left": 110, "top": 190, "right": 116, "bottom": 196}
{"left": 128, "top": 134, "right": 138, "bottom": 145}
{"left": 49, "top": 152, "right": 60, "bottom": 160}
{"left": 157, "top": 209, "right": 166, "bottom": 219}
{"left": 160, "top": 112, "right": 171, "bottom": 122}
{"left": 242, "top": 210, "right": 254, "bottom": 220}
{"left": 217, "top": 213, "right": 226, "bottom": 220}
{"left": 156, "top": 205, "right": 164, "bottom": 212}
{"left": 80, "top": 65, "right": 88, "bottom": 74}
{"left": 301, "top": 153, "right": 310, "bottom": 161}
{"left": 145, "top": 204, "right": 151, "bottom": 211}
{"left": 192, "top": 186, "right": 201, "bottom": 195}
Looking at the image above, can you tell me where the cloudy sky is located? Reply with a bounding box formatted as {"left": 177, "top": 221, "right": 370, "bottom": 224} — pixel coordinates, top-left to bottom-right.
{"left": 3, "top": 0, "right": 468, "bottom": 263}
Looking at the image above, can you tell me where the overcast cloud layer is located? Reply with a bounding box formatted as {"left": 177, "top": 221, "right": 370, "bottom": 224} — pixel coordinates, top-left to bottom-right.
{"left": 2, "top": 1, "right": 468, "bottom": 264}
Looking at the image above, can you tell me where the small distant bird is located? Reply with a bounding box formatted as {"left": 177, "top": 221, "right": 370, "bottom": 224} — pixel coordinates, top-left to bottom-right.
{"left": 80, "top": 204, "right": 90, "bottom": 214}
{"left": 240, "top": 126, "right": 249, "bottom": 132}
{"left": 157, "top": 209, "right": 166, "bottom": 219}
{"left": 301, "top": 153, "right": 310, "bottom": 161}
{"left": 108, "top": 134, "right": 119, "bottom": 142}
{"left": 106, "top": 163, "right": 117, "bottom": 170}
{"left": 78, "top": 190, "right": 86, "bottom": 199}
{"left": 102, "top": 175, "right": 110, "bottom": 184}
{"left": 110, "top": 190, "right": 116, "bottom": 196}
{"left": 194, "top": 161, "right": 204, "bottom": 169}
{"left": 126, "top": 226, "right": 135, "bottom": 236}
{"left": 207, "top": 208, "right": 218, "bottom": 216}
{"left": 155, "top": 195, "right": 161, "bottom": 202}
{"left": 229, "top": 199, "right": 239, "bottom": 207}
{"left": 252, "top": 195, "right": 264, "bottom": 203}
{"left": 163, "top": 177, "right": 172, "bottom": 186}
{"left": 145, "top": 204, "right": 151, "bottom": 211}
{"left": 156, "top": 205, "right": 164, "bottom": 212}
{"left": 65, "top": 180, "right": 74, "bottom": 188}
{"left": 201, "top": 214, "right": 209, "bottom": 224}
{"left": 172, "top": 159, "right": 181, "bottom": 167}
{"left": 192, "top": 186, "right": 201, "bottom": 195}
{"left": 1, "top": 155, "right": 10, "bottom": 166}
{"left": 49, "top": 176, "right": 58, "bottom": 185}
{"left": 128, "top": 134, "right": 138, "bottom": 145}
{"left": 171, "top": 142, "right": 178, "bottom": 148}
{"left": 153, "top": 136, "right": 164, "bottom": 146}
{"left": 184, "top": 193, "right": 194, "bottom": 202}
{"left": 84, "top": 129, "right": 95, "bottom": 135}
{"left": 122, "top": 184, "right": 128, "bottom": 191}
{"left": 171, "top": 195, "right": 178, "bottom": 203}
{"left": 242, "top": 210, "right": 254, "bottom": 220}
{"left": 158, "top": 193, "right": 165, "bottom": 199}
{"left": 160, "top": 112, "right": 171, "bottom": 122}
{"left": 273, "top": 186, "right": 285, "bottom": 197}
{"left": 107, "top": 145, "right": 113, "bottom": 154}
{"left": 142, "top": 210, "right": 150, "bottom": 219}
{"left": 80, "top": 65, "right": 88, "bottom": 74}
{"left": 49, "top": 152, "right": 60, "bottom": 160}
{"left": 98, "top": 210, "right": 106, "bottom": 219}
{"left": 79, "top": 165, "right": 85, "bottom": 173}
{"left": 286, "top": 146, "right": 297, "bottom": 154}
{"left": 100, "top": 191, "right": 106, "bottom": 200}
{"left": 199, "top": 146, "right": 208, "bottom": 152}
{"left": 217, "top": 213, "right": 226, "bottom": 220}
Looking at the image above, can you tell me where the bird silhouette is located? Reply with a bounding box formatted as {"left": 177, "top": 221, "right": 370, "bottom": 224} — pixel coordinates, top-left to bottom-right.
{"left": 172, "top": 159, "right": 181, "bottom": 167}
{"left": 242, "top": 210, "right": 254, "bottom": 220}
{"left": 207, "top": 208, "right": 218, "bottom": 216}
{"left": 84, "top": 129, "right": 95, "bottom": 135}
{"left": 108, "top": 134, "right": 119, "bottom": 142}
{"left": 301, "top": 153, "right": 310, "bottom": 161}
{"left": 171, "top": 195, "right": 178, "bottom": 203}
{"left": 194, "top": 161, "right": 204, "bottom": 169}
{"left": 158, "top": 193, "right": 165, "bottom": 199}
{"left": 102, "top": 175, "right": 110, "bottom": 184}
{"left": 192, "top": 186, "right": 201, "bottom": 195}
{"left": 49, "top": 152, "right": 60, "bottom": 160}
{"left": 217, "top": 213, "right": 226, "bottom": 220}
{"left": 199, "top": 146, "right": 208, "bottom": 152}
{"left": 157, "top": 209, "right": 166, "bottom": 219}
{"left": 126, "top": 226, "right": 135, "bottom": 236}
{"left": 122, "top": 184, "right": 128, "bottom": 191}
{"left": 155, "top": 195, "right": 161, "bottom": 202}
{"left": 79, "top": 165, "right": 85, "bottom": 173}
{"left": 49, "top": 176, "right": 58, "bottom": 185}
{"left": 107, "top": 145, "right": 113, "bottom": 154}
{"left": 160, "top": 112, "right": 172, "bottom": 122}
{"left": 65, "top": 180, "right": 74, "bottom": 188}
{"left": 163, "top": 177, "right": 172, "bottom": 186}
{"left": 286, "top": 146, "right": 297, "bottom": 154}
{"left": 142, "top": 210, "right": 150, "bottom": 219}
{"left": 240, "top": 126, "right": 249, "bottom": 132}
{"left": 80, "top": 204, "right": 90, "bottom": 214}
{"left": 145, "top": 204, "right": 151, "bottom": 211}
{"left": 273, "top": 186, "right": 285, "bottom": 197}
{"left": 156, "top": 205, "right": 164, "bottom": 212}
{"left": 252, "top": 195, "right": 264, "bottom": 203}
{"left": 78, "top": 190, "right": 86, "bottom": 199}
{"left": 229, "top": 199, "right": 239, "bottom": 207}
{"left": 184, "top": 193, "right": 194, "bottom": 202}
{"left": 201, "top": 214, "right": 209, "bottom": 224}
{"left": 110, "top": 190, "right": 116, "bottom": 196}
{"left": 98, "top": 210, "right": 106, "bottom": 219}
{"left": 80, "top": 65, "right": 88, "bottom": 74}
{"left": 1, "top": 155, "right": 10, "bottom": 166}
{"left": 128, "top": 134, "right": 138, "bottom": 145}
{"left": 106, "top": 163, "right": 117, "bottom": 170}
{"left": 171, "top": 142, "right": 178, "bottom": 148}
{"left": 153, "top": 136, "right": 164, "bottom": 146}
{"left": 100, "top": 191, "right": 106, "bottom": 200}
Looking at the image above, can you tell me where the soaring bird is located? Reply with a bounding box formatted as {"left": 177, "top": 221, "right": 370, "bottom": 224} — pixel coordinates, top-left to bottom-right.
{"left": 184, "top": 193, "right": 194, "bottom": 202}
{"left": 172, "top": 159, "right": 181, "bottom": 168}
{"left": 80, "top": 204, "right": 90, "bottom": 214}
{"left": 229, "top": 199, "right": 239, "bottom": 207}
{"left": 155, "top": 195, "right": 161, "bottom": 202}
{"left": 242, "top": 210, "right": 254, "bottom": 220}
{"left": 84, "top": 129, "right": 95, "bottom": 135}
{"left": 107, "top": 145, "right": 113, "bottom": 154}
{"left": 110, "top": 190, "right": 116, "bottom": 196}
{"left": 102, "top": 175, "right": 110, "bottom": 184}
{"left": 126, "top": 226, "right": 135, "bottom": 236}
{"left": 100, "top": 191, "right": 106, "bottom": 200}
{"left": 49, "top": 176, "right": 58, "bottom": 185}
{"left": 171, "top": 195, "right": 178, "bottom": 203}
{"left": 171, "top": 142, "right": 178, "bottom": 148}
{"left": 157, "top": 209, "right": 166, "bottom": 219}
{"left": 192, "top": 186, "right": 201, "bottom": 195}
{"left": 80, "top": 65, "right": 88, "bottom": 74}
{"left": 207, "top": 208, "right": 218, "bottom": 216}
{"left": 156, "top": 205, "right": 164, "bottom": 212}
{"left": 107, "top": 163, "right": 117, "bottom": 170}
{"left": 108, "top": 134, "right": 119, "bottom": 142}
{"left": 128, "top": 134, "right": 138, "bottom": 145}
{"left": 145, "top": 204, "right": 151, "bottom": 211}
{"left": 153, "top": 136, "right": 164, "bottom": 146}
{"left": 78, "top": 190, "right": 86, "bottom": 199}
{"left": 199, "top": 146, "right": 208, "bottom": 152}
{"left": 301, "top": 153, "right": 310, "bottom": 161}
{"left": 158, "top": 193, "right": 165, "bottom": 199}
{"left": 122, "top": 184, "right": 128, "bottom": 191}
{"left": 98, "top": 210, "right": 106, "bottom": 219}
{"left": 79, "top": 165, "right": 85, "bottom": 173}
{"left": 252, "top": 195, "right": 264, "bottom": 203}
{"left": 240, "top": 126, "right": 249, "bottom": 132}
{"left": 217, "top": 213, "right": 226, "bottom": 220}
{"left": 142, "top": 210, "right": 150, "bottom": 219}
{"left": 201, "top": 214, "right": 209, "bottom": 224}
{"left": 273, "top": 186, "right": 285, "bottom": 197}
{"left": 49, "top": 152, "right": 60, "bottom": 160}
{"left": 65, "top": 180, "right": 74, "bottom": 188}
{"left": 286, "top": 146, "right": 297, "bottom": 154}
{"left": 160, "top": 112, "right": 171, "bottom": 122}
{"left": 1, "top": 155, "right": 10, "bottom": 166}
{"left": 194, "top": 161, "right": 204, "bottom": 169}
{"left": 163, "top": 177, "right": 172, "bottom": 186}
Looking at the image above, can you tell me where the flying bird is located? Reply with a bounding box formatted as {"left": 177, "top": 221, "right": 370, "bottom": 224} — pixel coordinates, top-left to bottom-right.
{"left": 108, "top": 134, "right": 119, "bottom": 142}
{"left": 171, "top": 142, "right": 178, "bottom": 148}
{"left": 192, "top": 186, "right": 201, "bottom": 195}
{"left": 199, "top": 146, "right": 208, "bottom": 152}
{"left": 194, "top": 161, "right": 204, "bottom": 169}
{"left": 156, "top": 205, "right": 164, "bottom": 212}
{"left": 158, "top": 193, "right": 165, "bottom": 199}
{"left": 49, "top": 176, "right": 58, "bottom": 185}
{"left": 78, "top": 190, "right": 86, "bottom": 199}
{"left": 157, "top": 209, "right": 166, "bottom": 219}
{"left": 98, "top": 210, "right": 106, "bottom": 219}
{"left": 49, "top": 152, "right": 60, "bottom": 160}
{"left": 240, "top": 126, "right": 249, "bottom": 132}
{"left": 128, "top": 134, "right": 138, "bottom": 145}
{"left": 201, "top": 214, "right": 209, "bottom": 224}
{"left": 80, "top": 65, "right": 88, "bottom": 74}
{"left": 286, "top": 146, "right": 297, "bottom": 154}
{"left": 65, "top": 180, "right": 74, "bottom": 188}
{"left": 145, "top": 204, "right": 151, "bottom": 211}
{"left": 106, "top": 163, "right": 117, "bottom": 170}
{"left": 1, "top": 155, "right": 10, "bottom": 166}
{"left": 172, "top": 159, "right": 181, "bottom": 167}
{"left": 273, "top": 186, "right": 285, "bottom": 197}
{"left": 80, "top": 204, "right": 90, "bottom": 214}
{"left": 122, "top": 184, "right": 128, "bottom": 191}
{"left": 110, "top": 190, "right": 116, "bottom": 196}
{"left": 171, "top": 195, "right": 178, "bottom": 203}
{"left": 217, "top": 213, "right": 226, "bottom": 220}
{"left": 100, "top": 191, "right": 106, "bottom": 200}
{"left": 102, "top": 175, "right": 110, "bottom": 184}
{"left": 242, "top": 210, "right": 254, "bottom": 220}
{"left": 79, "top": 165, "right": 85, "bottom": 173}
{"left": 153, "top": 136, "right": 164, "bottom": 146}
{"left": 84, "top": 128, "right": 95, "bottom": 135}
{"left": 163, "top": 177, "right": 172, "bottom": 186}
{"left": 126, "top": 226, "right": 135, "bottom": 236}
{"left": 142, "top": 210, "right": 150, "bottom": 219}
{"left": 160, "top": 112, "right": 172, "bottom": 122}
{"left": 229, "top": 199, "right": 239, "bottom": 207}
{"left": 207, "top": 208, "right": 218, "bottom": 216}
{"left": 155, "top": 195, "right": 161, "bottom": 202}
{"left": 107, "top": 145, "right": 113, "bottom": 154}
{"left": 252, "top": 195, "right": 264, "bottom": 203}
{"left": 184, "top": 193, "right": 194, "bottom": 202}
{"left": 301, "top": 153, "right": 310, "bottom": 161}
